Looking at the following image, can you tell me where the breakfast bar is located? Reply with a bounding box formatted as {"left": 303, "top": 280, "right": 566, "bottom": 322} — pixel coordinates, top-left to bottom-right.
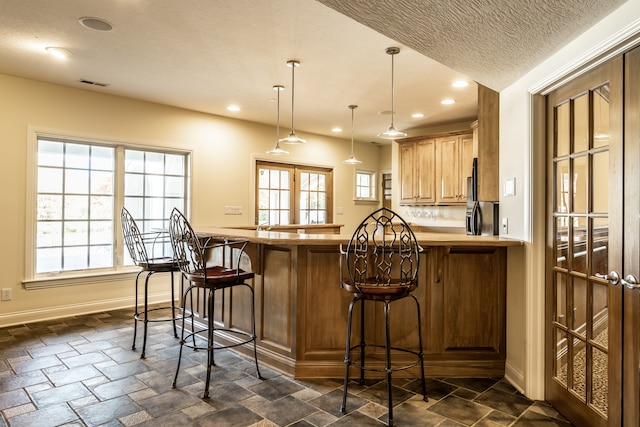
{"left": 190, "top": 226, "right": 523, "bottom": 379}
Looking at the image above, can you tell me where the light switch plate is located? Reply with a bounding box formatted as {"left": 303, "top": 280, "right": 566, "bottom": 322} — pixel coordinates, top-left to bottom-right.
{"left": 504, "top": 177, "right": 516, "bottom": 197}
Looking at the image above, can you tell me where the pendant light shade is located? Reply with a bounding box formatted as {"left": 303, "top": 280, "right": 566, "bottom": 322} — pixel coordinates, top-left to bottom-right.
{"left": 378, "top": 47, "right": 407, "bottom": 140}
{"left": 343, "top": 105, "right": 362, "bottom": 165}
{"left": 267, "top": 85, "right": 289, "bottom": 155}
{"left": 279, "top": 60, "right": 306, "bottom": 144}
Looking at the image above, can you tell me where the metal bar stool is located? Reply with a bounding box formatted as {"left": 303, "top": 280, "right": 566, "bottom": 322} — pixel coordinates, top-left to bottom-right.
{"left": 120, "top": 207, "right": 182, "bottom": 359}
{"left": 339, "top": 207, "right": 427, "bottom": 427}
{"left": 168, "top": 208, "right": 262, "bottom": 399}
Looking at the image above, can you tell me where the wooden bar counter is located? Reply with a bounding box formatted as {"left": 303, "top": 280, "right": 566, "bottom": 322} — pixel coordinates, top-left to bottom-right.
{"left": 192, "top": 226, "right": 523, "bottom": 379}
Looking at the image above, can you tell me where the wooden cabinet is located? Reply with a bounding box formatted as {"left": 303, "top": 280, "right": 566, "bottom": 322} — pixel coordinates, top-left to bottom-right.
{"left": 425, "top": 246, "right": 507, "bottom": 376}
{"left": 435, "top": 133, "right": 474, "bottom": 204}
{"left": 398, "top": 132, "right": 473, "bottom": 205}
{"left": 398, "top": 137, "right": 436, "bottom": 204}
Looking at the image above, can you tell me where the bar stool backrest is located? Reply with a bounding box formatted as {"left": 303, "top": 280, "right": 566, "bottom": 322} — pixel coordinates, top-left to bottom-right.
{"left": 121, "top": 207, "right": 150, "bottom": 266}
{"left": 341, "top": 207, "right": 421, "bottom": 296}
{"left": 168, "top": 208, "right": 206, "bottom": 276}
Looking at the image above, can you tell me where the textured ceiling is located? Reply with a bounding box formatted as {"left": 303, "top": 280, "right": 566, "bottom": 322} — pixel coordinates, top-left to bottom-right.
{"left": 317, "top": 0, "right": 627, "bottom": 90}
{"left": 0, "top": 0, "right": 627, "bottom": 144}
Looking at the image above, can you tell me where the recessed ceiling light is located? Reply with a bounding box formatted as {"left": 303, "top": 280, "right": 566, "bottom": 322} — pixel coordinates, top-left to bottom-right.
{"left": 411, "top": 113, "right": 424, "bottom": 118}
{"left": 79, "top": 17, "right": 113, "bottom": 31}
{"left": 452, "top": 80, "right": 469, "bottom": 88}
{"left": 441, "top": 99, "right": 455, "bottom": 105}
{"left": 227, "top": 105, "right": 240, "bottom": 112}
{"left": 332, "top": 127, "right": 342, "bottom": 133}
{"left": 46, "top": 47, "right": 71, "bottom": 59}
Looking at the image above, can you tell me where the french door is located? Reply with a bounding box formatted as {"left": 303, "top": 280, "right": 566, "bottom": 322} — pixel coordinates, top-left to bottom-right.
{"left": 545, "top": 46, "right": 640, "bottom": 426}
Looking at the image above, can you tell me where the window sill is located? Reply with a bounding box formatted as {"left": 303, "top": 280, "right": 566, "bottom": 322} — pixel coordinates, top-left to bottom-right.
{"left": 23, "top": 269, "right": 141, "bottom": 290}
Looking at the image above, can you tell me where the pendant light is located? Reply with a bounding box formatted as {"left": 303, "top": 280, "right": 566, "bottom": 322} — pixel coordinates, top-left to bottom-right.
{"left": 343, "top": 105, "right": 362, "bottom": 165}
{"left": 266, "top": 85, "right": 289, "bottom": 155}
{"left": 279, "top": 60, "right": 306, "bottom": 144}
{"left": 377, "top": 47, "right": 407, "bottom": 140}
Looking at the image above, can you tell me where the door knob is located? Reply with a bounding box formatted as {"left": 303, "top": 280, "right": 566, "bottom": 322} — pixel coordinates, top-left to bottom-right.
{"left": 622, "top": 274, "right": 640, "bottom": 290}
{"left": 595, "top": 271, "right": 620, "bottom": 285}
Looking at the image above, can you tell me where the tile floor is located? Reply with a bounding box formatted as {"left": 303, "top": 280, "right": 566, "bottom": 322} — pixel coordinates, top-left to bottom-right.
{"left": 0, "top": 307, "right": 573, "bottom": 427}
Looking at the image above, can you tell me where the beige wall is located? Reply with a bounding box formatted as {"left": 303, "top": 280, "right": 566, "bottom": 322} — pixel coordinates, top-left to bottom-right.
{"left": 499, "top": 1, "right": 640, "bottom": 399}
{"left": 0, "top": 73, "right": 384, "bottom": 327}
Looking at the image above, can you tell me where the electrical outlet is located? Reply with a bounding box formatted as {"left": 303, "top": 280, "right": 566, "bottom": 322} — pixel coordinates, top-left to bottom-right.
{"left": 1, "top": 288, "right": 11, "bottom": 301}
{"left": 502, "top": 217, "right": 508, "bottom": 234}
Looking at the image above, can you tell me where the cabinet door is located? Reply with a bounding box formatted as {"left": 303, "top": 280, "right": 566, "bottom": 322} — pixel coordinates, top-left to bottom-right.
{"left": 436, "top": 136, "right": 461, "bottom": 203}
{"left": 415, "top": 138, "right": 436, "bottom": 203}
{"left": 398, "top": 142, "right": 416, "bottom": 204}
{"left": 459, "top": 134, "right": 474, "bottom": 200}
{"left": 425, "top": 247, "right": 506, "bottom": 375}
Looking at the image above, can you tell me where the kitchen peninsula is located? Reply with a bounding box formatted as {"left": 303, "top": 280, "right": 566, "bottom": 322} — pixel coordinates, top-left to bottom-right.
{"left": 193, "top": 226, "right": 522, "bottom": 380}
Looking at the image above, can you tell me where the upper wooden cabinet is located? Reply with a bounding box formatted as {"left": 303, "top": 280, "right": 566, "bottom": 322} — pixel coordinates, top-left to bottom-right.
{"left": 476, "top": 84, "right": 500, "bottom": 202}
{"left": 398, "top": 132, "right": 472, "bottom": 205}
{"left": 435, "top": 133, "right": 474, "bottom": 204}
{"left": 398, "top": 137, "right": 436, "bottom": 204}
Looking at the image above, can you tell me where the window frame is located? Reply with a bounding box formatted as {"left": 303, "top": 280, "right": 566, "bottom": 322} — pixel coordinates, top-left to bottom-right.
{"left": 353, "top": 169, "right": 378, "bottom": 202}
{"left": 24, "top": 129, "right": 190, "bottom": 289}
{"left": 255, "top": 160, "right": 333, "bottom": 225}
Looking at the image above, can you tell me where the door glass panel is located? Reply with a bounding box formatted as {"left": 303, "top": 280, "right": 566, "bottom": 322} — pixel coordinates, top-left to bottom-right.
{"left": 571, "top": 336, "right": 587, "bottom": 402}
{"left": 557, "top": 102, "right": 570, "bottom": 157}
{"left": 591, "top": 281, "right": 608, "bottom": 347}
{"left": 554, "top": 327, "right": 568, "bottom": 387}
{"left": 593, "top": 85, "right": 610, "bottom": 149}
{"left": 592, "top": 217, "right": 609, "bottom": 276}
{"left": 592, "top": 151, "right": 609, "bottom": 213}
{"left": 556, "top": 159, "right": 570, "bottom": 213}
{"left": 574, "top": 94, "right": 589, "bottom": 153}
{"left": 572, "top": 276, "right": 587, "bottom": 337}
{"left": 556, "top": 272, "right": 567, "bottom": 326}
{"left": 592, "top": 346, "right": 608, "bottom": 416}
{"left": 572, "top": 217, "right": 588, "bottom": 274}
{"left": 556, "top": 218, "right": 568, "bottom": 269}
{"left": 573, "top": 155, "right": 588, "bottom": 213}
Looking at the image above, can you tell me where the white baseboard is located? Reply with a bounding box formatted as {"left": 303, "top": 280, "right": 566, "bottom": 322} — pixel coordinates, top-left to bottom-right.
{"left": 504, "top": 360, "right": 526, "bottom": 395}
{"left": 0, "top": 291, "right": 173, "bottom": 328}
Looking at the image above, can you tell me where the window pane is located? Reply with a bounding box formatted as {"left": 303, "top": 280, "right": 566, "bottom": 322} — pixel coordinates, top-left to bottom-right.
{"left": 38, "top": 195, "right": 63, "bottom": 220}
{"left": 125, "top": 173, "right": 144, "bottom": 196}
{"left": 38, "top": 140, "right": 64, "bottom": 167}
{"left": 38, "top": 167, "right": 63, "bottom": 193}
{"left": 37, "top": 247, "right": 61, "bottom": 273}
{"left": 91, "top": 146, "right": 114, "bottom": 171}
{"left": 91, "top": 171, "right": 113, "bottom": 195}
{"left": 574, "top": 94, "right": 589, "bottom": 153}
{"left": 65, "top": 170, "right": 89, "bottom": 194}
{"left": 165, "top": 153, "right": 184, "bottom": 175}
{"left": 259, "top": 168, "right": 269, "bottom": 188}
{"left": 146, "top": 152, "right": 164, "bottom": 174}
{"left": 300, "top": 172, "right": 309, "bottom": 190}
{"left": 65, "top": 195, "right": 88, "bottom": 220}
{"left": 280, "top": 171, "right": 290, "bottom": 189}
{"left": 37, "top": 221, "right": 62, "bottom": 247}
{"left": 65, "top": 221, "right": 89, "bottom": 246}
{"left": 165, "top": 176, "right": 184, "bottom": 198}
{"left": 90, "top": 196, "right": 113, "bottom": 220}
{"left": 125, "top": 150, "right": 144, "bottom": 173}
{"left": 145, "top": 175, "right": 164, "bottom": 197}
{"left": 65, "top": 144, "right": 90, "bottom": 169}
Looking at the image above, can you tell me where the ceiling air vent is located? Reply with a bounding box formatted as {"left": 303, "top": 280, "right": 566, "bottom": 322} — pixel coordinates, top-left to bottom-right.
{"left": 79, "top": 79, "right": 110, "bottom": 87}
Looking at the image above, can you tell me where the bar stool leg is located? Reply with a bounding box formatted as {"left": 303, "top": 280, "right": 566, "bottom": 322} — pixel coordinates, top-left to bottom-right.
{"left": 170, "top": 271, "right": 178, "bottom": 338}
{"left": 340, "top": 296, "right": 358, "bottom": 414}
{"left": 131, "top": 271, "right": 144, "bottom": 351}
{"left": 172, "top": 283, "right": 192, "bottom": 389}
{"left": 384, "top": 301, "right": 394, "bottom": 427}
{"left": 359, "top": 298, "right": 366, "bottom": 384}
{"left": 140, "top": 271, "right": 153, "bottom": 359}
{"left": 412, "top": 295, "right": 428, "bottom": 401}
{"left": 203, "top": 288, "right": 214, "bottom": 399}
{"left": 247, "top": 282, "right": 262, "bottom": 379}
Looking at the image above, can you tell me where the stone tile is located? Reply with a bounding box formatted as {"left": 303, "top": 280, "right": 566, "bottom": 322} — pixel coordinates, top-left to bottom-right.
{"left": 475, "top": 388, "right": 534, "bottom": 418}
{"left": 28, "top": 343, "right": 74, "bottom": 358}
{"left": 326, "top": 410, "right": 386, "bottom": 426}
{"left": 194, "top": 404, "right": 270, "bottom": 427}
{"left": 0, "top": 388, "right": 31, "bottom": 410}
{"left": 0, "top": 370, "right": 48, "bottom": 393}
{"left": 249, "top": 375, "right": 304, "bottom": 401}
{"left": 92, "top": 376, "right": 147, "bottom": 400}
{"left": 512, "top": 409, "right": 574, "bottom": 426}
{"left": 309, "top": 388, "right": 368, "bottom": 418}
{"left": 136, "top": 390, "right": 202, "bottom": 417}
{"left": 97, "top": 359, "right": 150, "bottom": 381}
{"left": 45, "top": 365, "right": 103, "bottom": 387}
{"left": 60, "top": 351, "right": 111, "bottom": 369}
{"left": 31, "top": 382, "right": 91, "bottom": 408}
{"left": 428, "top": 395, "right": 492, "bottom": 426}
{"left": 443, "top": 377, "right": 500, "bottom": 393}
{"left": 257, "top": 395, "right": 317, "bottom": 426}
{"left": 75, "top": 395, "right": 141, "bottom": 426}
{"left": 9, "top": 355, "right": 63, "bottom": 374}
{"left": 6, "top": 403, "right": 79, "bottom": 427}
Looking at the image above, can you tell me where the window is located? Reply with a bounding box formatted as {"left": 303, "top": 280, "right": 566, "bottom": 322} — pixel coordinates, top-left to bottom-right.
{"left": 28, "top": 135, "right": 189, "bottom": 284}
{"left": 354, "top": 170, "right": 377, "bottom": 201}
{"left": 256, "top": 161, "right": 333, "bottom": 225}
